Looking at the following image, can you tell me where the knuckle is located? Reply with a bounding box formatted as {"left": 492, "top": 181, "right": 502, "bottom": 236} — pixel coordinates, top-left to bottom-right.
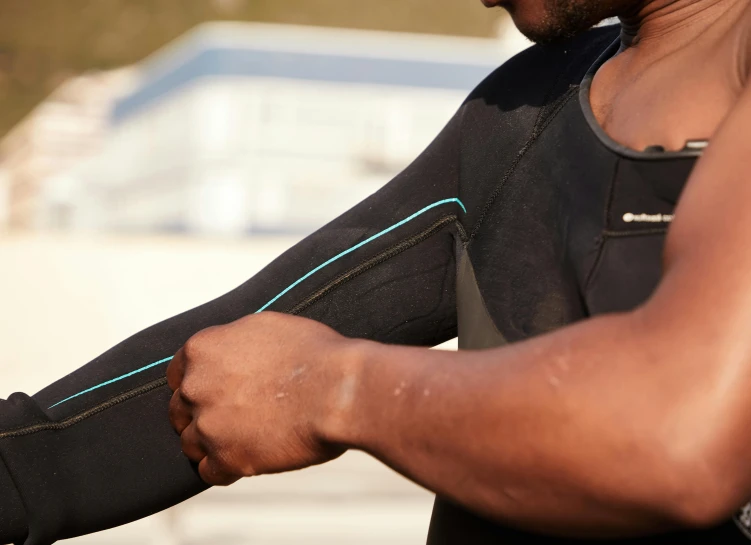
{"left": 194, "top": 415, "right": 212, "bottom": 439}
{"left": 179, "top": 379, "right": 202, "bottom": 404}
{"left": 183, "top": 328, "right": 216, "bottom": 358}
{"left": 182, "top": 335, "right": 204, "bottom": 359}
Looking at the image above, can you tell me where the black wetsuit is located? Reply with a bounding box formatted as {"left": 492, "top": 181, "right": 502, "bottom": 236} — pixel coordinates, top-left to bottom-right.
{"left": 2, "top": 24, "right": 750, "bottom": 545}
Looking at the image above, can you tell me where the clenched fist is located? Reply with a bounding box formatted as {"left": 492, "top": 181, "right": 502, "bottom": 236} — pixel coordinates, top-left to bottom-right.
{"left": 166, "top": 312, "right": 361, "bottom": 486}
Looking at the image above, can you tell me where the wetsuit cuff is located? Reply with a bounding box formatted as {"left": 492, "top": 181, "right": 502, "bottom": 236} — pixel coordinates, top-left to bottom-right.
{"left": 0, "top": 451, "right": 28, "bottom": 544}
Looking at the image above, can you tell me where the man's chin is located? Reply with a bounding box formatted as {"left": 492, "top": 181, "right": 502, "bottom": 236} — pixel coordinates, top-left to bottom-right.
{"left": 505, "top": 0, "right": 619, "bottom": 45}
{"left": 511, "top": 15, "right": 608, "bottom": 45}
{"left": 508, "top": 19, "right": 565, "bottom": 44}
{"left": 515, "top": 26, "right": 580, "bottom": 44}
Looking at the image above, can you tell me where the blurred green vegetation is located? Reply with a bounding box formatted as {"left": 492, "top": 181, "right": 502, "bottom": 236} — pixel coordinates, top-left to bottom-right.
{"left": 0, "top": 0, "right": 504, "bottom": 137}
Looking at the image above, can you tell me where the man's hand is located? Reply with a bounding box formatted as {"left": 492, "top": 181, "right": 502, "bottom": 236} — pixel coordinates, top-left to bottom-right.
{"left": 166, "top": 312, "right": 357, "bottom": 486}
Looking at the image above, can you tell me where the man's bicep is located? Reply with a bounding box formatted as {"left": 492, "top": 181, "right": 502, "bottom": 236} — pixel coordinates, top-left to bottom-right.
{"left": 655, "top": 81, "right": 751, "bottom": 330}
{"left": 636, "top": 78, "right": 751, "bottom": 516}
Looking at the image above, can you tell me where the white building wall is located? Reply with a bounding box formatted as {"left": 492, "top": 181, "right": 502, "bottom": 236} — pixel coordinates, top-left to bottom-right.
{"left": 48, "top": 22, "right": 531, "bottom": 236}
{"left": 0, "top": 22, "right": 532, "bottom": 236}
{"left": 0, "top": 69, "right": 135, "bottom": 231}
{"left": 73, "top": 76, "right": 468, "bottom": 235}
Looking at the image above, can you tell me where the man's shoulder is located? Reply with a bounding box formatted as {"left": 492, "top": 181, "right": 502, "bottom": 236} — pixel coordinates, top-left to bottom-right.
{"left": 465, "top": 24, "right": 620, "bottom": 111}
{"left": 451, "top": 25, "right": 620, "bottom": 218}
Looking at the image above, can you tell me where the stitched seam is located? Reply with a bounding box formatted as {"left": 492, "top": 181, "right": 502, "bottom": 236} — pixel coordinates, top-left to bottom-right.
{"left": 0, "top": 217, "right": 461, "bottom": 436}
{"left": 584, "top": 232, "right": 605, "bottom": 292}
{"left": 602, "top": 228, "right": 669, "bottom": 237}
{"left": 468, "top": 87, "right": 578, "bottom": 242}
{"left": 256, "top": 198, "right": 466, "bottom": 314}
{"left": 533, "top": 63, "right": 575, "bottom": 133}
{"left": 584, "top": 158, "right": 621, "bottom": 289}
{"left": 602, "top": 158, "right": 621, "bottom": 230}
{"left": 468, "top": 31, "right": 615, "bottom": 244}
{"left": 584, "top": 229, "right": 668, "bottom": 293}
{"left": 0, "top": 378, "right": 167, "bottom": 439}
{"left": 288, "top": 216, "right": 465, "bottom": 316}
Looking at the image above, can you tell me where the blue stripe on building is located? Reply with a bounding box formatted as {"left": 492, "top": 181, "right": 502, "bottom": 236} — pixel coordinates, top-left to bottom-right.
{"left": 112, "top": 47, "right": 501, "bottom": 124}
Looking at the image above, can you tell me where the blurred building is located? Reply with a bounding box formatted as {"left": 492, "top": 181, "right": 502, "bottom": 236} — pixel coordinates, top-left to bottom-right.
{"left": 2, "top": 22, "right": 529, "bottom": 236}
{"left": 0, "top": 69, "right": 135, "bottom": 230}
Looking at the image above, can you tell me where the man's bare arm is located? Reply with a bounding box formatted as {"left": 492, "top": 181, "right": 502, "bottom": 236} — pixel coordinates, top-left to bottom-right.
{"left": 323, "top": 72, "right": 751, "bottom": 536}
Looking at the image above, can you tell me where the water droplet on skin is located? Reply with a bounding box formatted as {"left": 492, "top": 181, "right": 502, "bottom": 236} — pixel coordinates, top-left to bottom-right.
{"left": 393, "top": 380, "right": 408, "bottom": 396}
{"left": 555, "top": 357, "right": 570, "bottom": 372}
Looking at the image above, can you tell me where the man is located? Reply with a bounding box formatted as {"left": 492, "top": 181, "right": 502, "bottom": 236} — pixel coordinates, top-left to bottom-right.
{"left": 2, "top": 0, "right": 751, "bottom": 543}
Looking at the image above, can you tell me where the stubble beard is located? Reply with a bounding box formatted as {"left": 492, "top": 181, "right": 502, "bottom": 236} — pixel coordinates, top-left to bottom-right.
{"left": 518, "top": 0, "right": 619, "bottom": 44}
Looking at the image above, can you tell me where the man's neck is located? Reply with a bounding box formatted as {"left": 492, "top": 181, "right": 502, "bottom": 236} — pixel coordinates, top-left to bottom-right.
{"left": 618, "top": 0, "right": 748, "bottom": 51}
{"left": 589, "top": 0, "right": 751, "bottom": 150}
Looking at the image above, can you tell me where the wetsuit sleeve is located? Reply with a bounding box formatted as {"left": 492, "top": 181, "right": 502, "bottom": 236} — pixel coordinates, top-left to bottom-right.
{"left": 0, "top": 105, "right": 468, "bottom": 545}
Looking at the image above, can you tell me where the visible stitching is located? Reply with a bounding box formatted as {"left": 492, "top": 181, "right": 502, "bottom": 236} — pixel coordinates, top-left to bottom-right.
{"left": 455, "top": 220, "right": 469, "bottom": 242}
{"left": 3, "top": 218, "right": 465, "bottom": 437}
{"left": 48, "top": 356, "right": 174, "bottom": 409}
{"left": 532, "top": 62, "right": 574, "bottom": 134}
{"left": 601, "top": 228, "right": 669, "bottom": 238}
{"left": 584, "top": 228, "right": 668, "bottom": 292}
{"left": 44, "top": 200, "right": 468, "bottom": 410}
{"left": 602, "top": 227, "right": 668, "bottom": 238}
{"left": 602, "top": 158, "right": 621, "bottom": 230}
{"left": 467, "top": 30, "right": 617, "bottom": 244}
{"left": 584, "top": 233, "right": 605, "bottom": 292}
{"left": 0, "top": 378, "right": 167, "bottom": 439}
{"left": 468, "top": 87, "right": 578, "bottom": 242}
{"left": 584, "top": 157, "right": 621, "bottom": 289}
{"left": 288, "top": 215, "right": 465, "bottom": 316}
{"left": 256, "top": 198, "right": 466, "bottom": 313}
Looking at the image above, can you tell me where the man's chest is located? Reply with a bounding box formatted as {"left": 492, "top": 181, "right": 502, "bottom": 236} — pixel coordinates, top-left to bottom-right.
{"left": 461, "top": 92, "right": 698, "bottom": 346}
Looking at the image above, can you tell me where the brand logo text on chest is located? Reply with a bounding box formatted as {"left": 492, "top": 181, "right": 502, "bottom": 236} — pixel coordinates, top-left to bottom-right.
{"left": 622, "top": 213, "right": 675, "bottom": 223}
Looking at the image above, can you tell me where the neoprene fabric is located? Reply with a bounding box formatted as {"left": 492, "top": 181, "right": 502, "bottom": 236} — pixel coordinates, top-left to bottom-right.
{"left": 0, "top": 55, "right": 469, "bottom": 545}
{"left": 2, "top": 23, "right": 747, "bottom": 545}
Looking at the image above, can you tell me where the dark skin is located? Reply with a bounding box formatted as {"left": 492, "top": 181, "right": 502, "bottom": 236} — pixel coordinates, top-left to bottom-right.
{"left": 167, "top": 0, "right": 751, "bottom": 538}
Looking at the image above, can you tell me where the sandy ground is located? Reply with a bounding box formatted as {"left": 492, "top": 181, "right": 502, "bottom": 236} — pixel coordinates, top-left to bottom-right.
{"left": 0, "top": 233, "right": 456, "bottom": 545}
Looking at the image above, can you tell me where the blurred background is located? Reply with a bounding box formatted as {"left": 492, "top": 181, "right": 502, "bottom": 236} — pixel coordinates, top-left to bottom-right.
{"left": 0, "top": 1, "right": 528, "bottom": 544}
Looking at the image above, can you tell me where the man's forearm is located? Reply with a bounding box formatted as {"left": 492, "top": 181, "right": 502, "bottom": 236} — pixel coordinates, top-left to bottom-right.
{"left": 325, "top": 309, "right": 733, "bottom": 538}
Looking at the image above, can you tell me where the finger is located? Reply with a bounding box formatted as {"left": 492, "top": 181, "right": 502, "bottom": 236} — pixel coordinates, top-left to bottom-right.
{"left": 198, "top": 456, "right": 241, "bottom": 487}
{"left": 179, "top": 422, "right": 208, "bottom": 462}
{"left": 166, "top": 347, "right": 186, "bottom": 391}
{"left": 168, "top": 388, "right": 193, "bottom": 435}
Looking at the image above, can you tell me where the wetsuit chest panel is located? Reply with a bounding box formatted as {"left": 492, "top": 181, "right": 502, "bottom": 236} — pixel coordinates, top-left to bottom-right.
{"left": 463, "top": 87, "right": 698, "bottom": 323}
{"left": 586, "top": 234, "right": 666, "bottom": 313}
{"left": 584, "top": 156, "right": 696, "bottom": 314}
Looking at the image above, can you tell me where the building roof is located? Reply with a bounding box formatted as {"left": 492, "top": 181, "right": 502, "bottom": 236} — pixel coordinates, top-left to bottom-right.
{"left": 112, "top": 22, "right": 516, "bottom": 124}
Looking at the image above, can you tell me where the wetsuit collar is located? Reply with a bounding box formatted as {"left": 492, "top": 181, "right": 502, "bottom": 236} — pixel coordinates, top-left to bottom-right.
{"left": 578, "top": 35, "right": 708, "bottom": 160}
